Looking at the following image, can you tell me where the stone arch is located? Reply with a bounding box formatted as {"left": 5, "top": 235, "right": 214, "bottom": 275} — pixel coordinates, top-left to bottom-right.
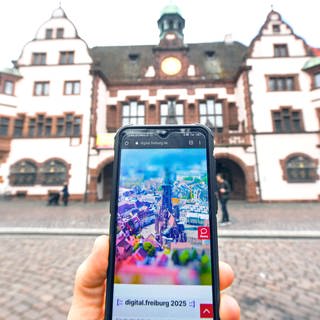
{"left": 215, "top": 153, "right": 259, "bottom": 202}
{"left": 88, "top": 154, "right": 114, "bottom": 201}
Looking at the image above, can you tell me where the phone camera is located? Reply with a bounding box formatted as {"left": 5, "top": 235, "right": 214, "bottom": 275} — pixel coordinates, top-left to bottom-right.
{"left": 124, "top": 141, "right": 129, "bottom": 146}
{"left": 157, "top": 130, "right": 169, "bottom": 138}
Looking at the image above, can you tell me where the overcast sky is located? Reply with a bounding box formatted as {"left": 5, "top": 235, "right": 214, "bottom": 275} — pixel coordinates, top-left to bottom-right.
{"left": 0, "top": 0, "right": 319, "bottom": 68}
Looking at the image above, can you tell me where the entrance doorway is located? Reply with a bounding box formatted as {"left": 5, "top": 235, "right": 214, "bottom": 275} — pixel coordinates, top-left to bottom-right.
{"left": 216, "top": 158, "right": 246, "bottom": 200}
{"left": 97, "top": 162, "right": 113, "bottom": 201}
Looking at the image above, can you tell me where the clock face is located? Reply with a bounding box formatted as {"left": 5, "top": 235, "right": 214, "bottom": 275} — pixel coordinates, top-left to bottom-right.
{"left": 161, "top": 57, "right": 182, "bottom": 76}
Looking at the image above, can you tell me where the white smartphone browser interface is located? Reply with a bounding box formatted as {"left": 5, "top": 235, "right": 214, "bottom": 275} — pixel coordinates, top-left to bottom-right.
{"left": 112, "top": 130, "right": 215, "bottom": 320}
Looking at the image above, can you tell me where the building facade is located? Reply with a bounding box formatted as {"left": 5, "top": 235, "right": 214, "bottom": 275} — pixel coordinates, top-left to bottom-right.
{"left": 0, "top": 5, "right": 319, "bottom": 202}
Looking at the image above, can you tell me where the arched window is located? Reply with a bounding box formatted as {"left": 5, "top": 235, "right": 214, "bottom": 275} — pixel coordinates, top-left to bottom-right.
{"left": 41, "top": 160, "right": 68, "bottom": 185}
{"left": 10, "top": 160, "right": 37, "bottom": 186}
{"left": 286, "top": 155, "right": 317, "bottom": 182}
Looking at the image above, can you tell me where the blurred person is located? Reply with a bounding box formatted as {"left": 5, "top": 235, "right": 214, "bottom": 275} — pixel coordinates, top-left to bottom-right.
{"left": 217, "top": 173, "right": 231, "bottom": 225}
{"left": 68, "top": 235, "right": 240, "bottom": 320}
{"left": 62, "top": 183, "right": 70, "bottom": 206}
{"left": 47, "top": 192, "right": 60, "bottom": 206}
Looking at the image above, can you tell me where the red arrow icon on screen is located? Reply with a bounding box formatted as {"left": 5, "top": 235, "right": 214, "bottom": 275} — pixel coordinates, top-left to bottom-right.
{"left": 200, "top": 303, "right": 213, "bottom": 318}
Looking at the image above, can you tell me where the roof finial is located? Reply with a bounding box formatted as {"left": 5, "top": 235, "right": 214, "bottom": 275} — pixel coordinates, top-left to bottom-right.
{"left": 271, "top": 3, "right": 274, "bottom": 10}
{"left": 59, "top": 0, "right": 62, "bottom": 7}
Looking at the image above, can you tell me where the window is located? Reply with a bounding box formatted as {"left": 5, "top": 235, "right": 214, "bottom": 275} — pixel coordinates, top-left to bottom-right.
{"left": 122, "top": 101, "right": 145, "bottom": 125}
{"left": 286, "top": 156, "right": 317, "bottom": 182}
{"left": 0, "top": 117, "right": 9, "bottom": 136}
{"left": 41, "top": 160, "right": 67, "bottom": 185}
{"left": 28, "top": 118, "right": 36, "bottom": 137}
{"left": 272, "top": 24, "right": 280, "bottom": 33}
{"left": 36, "top": 115, "right": 44, "bottom": 136}
{"left": 274, "top": 44, "right": 288, "bottom": 57}
{"left": 56, "top": 28, "right": 64, "bottom": 39}
{"left": 57, "top": 117, "right": 65, "bottom": 136}
{"left": 128, "top": 54, "right": 139, "bottom": 62}
{"left": 268, "top": 76, "right": 297, "bottom": 91}
{"left": 32, "top": 53, "right": 46, "bottom": 65}
{"left": 160, "top": 100, "right": 184, "bottom": 124}
{"left": 314, "top": 73, "right": 320, "bottom": 89}
{"left": 199, "top": 99, "right": 223, "bottom": 132}
{"left": 59, "top": 51, "right": 74, "bottom": 64}
{"left": 4, "top": 80, "right": 13, "bottom": 95}
{"left": 45, "top": 29, "right": 53, "bottom": 39}
{"left": 73, "top": 117, "right": 81, "bottom": 136}
{"left": 13, "top": 118, "right": 24, "bottom": 137}
{"left": 64, "top": 81, "right": 80, "bottom": 95}
{"left": 56, "top": 114, "right": 81, "bottom": 137}
{"left": 34, "top": 82, "right": 49, "bottom": 96}
{"left": 272, "top": 108, "right": 303, "bottom": 133}
{"left": 45, "top": 118, "right": 52, "bottom": 136}
{"left": 205, "top": 51, "right": 215, "bottom": 58}
{"left": 10, "top": 160, "right": 37, "bottom": 186}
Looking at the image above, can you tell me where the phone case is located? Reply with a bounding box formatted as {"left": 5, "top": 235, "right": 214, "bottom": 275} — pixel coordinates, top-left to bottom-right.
{"left": 105, "top": 124, "right": 220, "bottom": 320}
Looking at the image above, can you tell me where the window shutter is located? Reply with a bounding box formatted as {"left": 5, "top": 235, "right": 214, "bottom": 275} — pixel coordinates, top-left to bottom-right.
{"left": 228, "top": 103, "right": 239, "bottom": 130}
{"left": 106, "top": 105, "right": 117, "bottom": 132}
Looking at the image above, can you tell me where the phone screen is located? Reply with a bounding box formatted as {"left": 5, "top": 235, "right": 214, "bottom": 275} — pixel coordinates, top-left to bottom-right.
{"left": 111, "top": 128, "right": 216, "bottom": 320}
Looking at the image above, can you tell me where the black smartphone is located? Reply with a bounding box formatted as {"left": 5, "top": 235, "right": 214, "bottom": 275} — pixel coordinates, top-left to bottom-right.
{"left": 106, "top": 125, "right": 219, "bottom": 320}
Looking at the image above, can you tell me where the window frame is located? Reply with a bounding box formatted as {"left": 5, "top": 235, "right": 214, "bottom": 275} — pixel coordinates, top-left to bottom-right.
{"left": 198, "top": 98, "right": 224, "bottom": 132}
{"left": 266, "top": 75, "right": 299, "bottom": 92}
{"left": 160, "top": 99, "right": 184, "bottom": 125}
{"left": 0, "top": 117, "right": 10, "bottom": 136}
{"left": 56, "top": 28, "right": 64, "bottom": 39}
{"left": 32, "top": 52, "right": 47, "bottom": 65}
{"left": 4, "top": 80, "right": 14, "bottom": 95}
{"left": 10, "top": 160, "right": 38, "bottom": 186}
{"left": 45, "top": 28, "right": 53, "bottom": 39}
{"left": 13, "top": 117, "right": 24, "bottom": 137}
{"left": 271, "top": 107, "right": 304, "bottom": 133}
{"left": 40, "top": 159, "right": 68, "bottom": 186}
{"left": 274, "top": 44, "right": 289, "bottom": 57}
{"left": 280, "top": 154, "right": 318, "bottom": 183}
{"left": 121, "top": 101, "right": 145, "bottom": 125}
{"left": 314, "top": 72, "right": 320, "bottom": 89}
{"left": 64, "top": 81, "right": 81, "bottom": 95}
{"left": 34, "top": 81, "right": 50, "bottom": 96}
{"left": 59, "top": 51, "right": 75, "bottom": 65}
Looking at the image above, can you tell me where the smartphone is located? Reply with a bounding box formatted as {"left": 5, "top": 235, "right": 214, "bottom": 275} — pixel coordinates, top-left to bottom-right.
{"left": 106, "top": 125, "right": 219, "bottom": 320}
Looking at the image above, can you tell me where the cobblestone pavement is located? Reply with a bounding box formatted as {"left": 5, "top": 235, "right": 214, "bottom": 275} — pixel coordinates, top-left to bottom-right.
{"left": 1, "top": 236, "right": 319, "bottom": 320}
{"left": 0, "top": 199, "right": 319, "bottom": 231}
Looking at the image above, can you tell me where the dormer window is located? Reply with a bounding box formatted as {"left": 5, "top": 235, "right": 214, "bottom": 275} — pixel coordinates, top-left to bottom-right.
{"left": 274, "top": 44, "right": 288, "bottom": 57}
{"left": 272, "top": 24, "right": 280, "bottom": 33}
{"left": 56, "top": 28, "right": 64, "bottom": 39}
{"left": 205, "top": 51, "right": 215, "bottom": 58}
{"left": 45, "top": 28, "right": 53, "bottom": 39}
{"left": 128, "top": 54, "right": 139, "bottom": 62}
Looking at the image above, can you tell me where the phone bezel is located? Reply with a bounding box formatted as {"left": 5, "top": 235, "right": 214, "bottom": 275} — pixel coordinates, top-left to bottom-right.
{"left": 105, "top": 124, "right": 220, "bottom": 320}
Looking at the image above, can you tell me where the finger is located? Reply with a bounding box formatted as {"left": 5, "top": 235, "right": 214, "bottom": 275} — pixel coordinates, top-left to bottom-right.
{"left": 68, "top": 235, "right": 109, "bottom": 320}
{"left": 219, "top": 293, "right": 241, "bottom": 320}
{"left": 219, "top": 261, "right": 235, "bottom": 291}
{"left": 75, "top": 235, "right": 109, "bottom": 289}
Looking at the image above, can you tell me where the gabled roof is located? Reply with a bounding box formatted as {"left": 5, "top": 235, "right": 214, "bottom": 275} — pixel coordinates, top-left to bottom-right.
{"left": 90, "top": 41, "right": 247, "bottom": 85}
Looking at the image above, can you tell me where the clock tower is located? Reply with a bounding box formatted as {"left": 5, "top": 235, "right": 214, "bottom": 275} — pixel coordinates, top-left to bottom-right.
{"left": 157, "top": 3, "right": 185, "bottom": 48}
{"left": 155, "top": 4, "right": 189, "bottom": 78}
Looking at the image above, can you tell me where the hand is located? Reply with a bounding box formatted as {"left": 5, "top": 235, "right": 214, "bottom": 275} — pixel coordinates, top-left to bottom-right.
{"left": 68, "top": 235, "right": 240, "bottom": 320}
